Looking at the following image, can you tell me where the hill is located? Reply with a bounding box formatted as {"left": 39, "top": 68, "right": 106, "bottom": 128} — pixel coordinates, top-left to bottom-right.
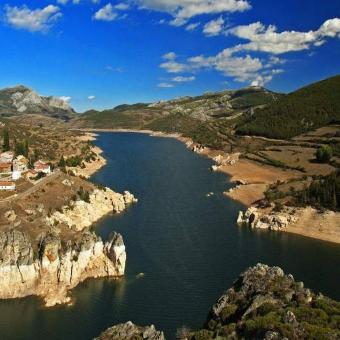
{"left": 237, "top": 75, "right": 340, "bottom": 139}
{"left": 0, "top": 85, "right": 75, "bottom": 121}
{"left": 72, "top": 86, "right": 281, "bottom": 129}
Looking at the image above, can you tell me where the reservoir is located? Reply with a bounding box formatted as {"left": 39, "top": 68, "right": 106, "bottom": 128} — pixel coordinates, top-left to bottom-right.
{"left": 0, "top": 132, "right": 339, "bottom": 339}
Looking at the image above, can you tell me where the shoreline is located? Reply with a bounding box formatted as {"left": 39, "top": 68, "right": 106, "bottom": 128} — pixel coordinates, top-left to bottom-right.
{"left": 75, "top": 132, "right": 107, "bottom": 178}
{"left": 81, "top": 128, "right": 340, "bottom": 245}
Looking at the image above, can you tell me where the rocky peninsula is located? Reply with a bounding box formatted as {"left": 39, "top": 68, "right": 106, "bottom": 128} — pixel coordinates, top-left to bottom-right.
{"left": 238, "top": 205, "right": 340, "bottom": 244}
{"left": 0, "top": 169, "right": 137, "bottom": 306}
{"left": 95, "top": 264, "right": 340, "bottom": 339}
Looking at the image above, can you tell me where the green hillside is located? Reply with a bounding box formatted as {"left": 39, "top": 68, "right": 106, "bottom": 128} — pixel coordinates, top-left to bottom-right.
{"left": 72, "top": 87, "right": 280, "bottom": 129}
{"left": 237, "top": 75, "right": 340, "bottom": 139}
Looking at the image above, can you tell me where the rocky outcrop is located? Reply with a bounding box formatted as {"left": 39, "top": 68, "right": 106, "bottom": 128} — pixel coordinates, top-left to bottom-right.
{"left": 0, "top": 229, "right": 126, "bottom": 307}
{"left": 237, "top": 206, "right": 298, "bottom": 231}
{"left": 94, "top": 322, "right": 165, "bottom": 340}
{"left": 93, "top": 264, "right": 340, "bottom": 339}
{"left": 0, "top": 85, "right": 75, "bottom": 120}
{"left": 187, "top": 264, "right": 340, "bottom": 339}
{"left": 46, "top": 188, "right": 137, "bottom": 231}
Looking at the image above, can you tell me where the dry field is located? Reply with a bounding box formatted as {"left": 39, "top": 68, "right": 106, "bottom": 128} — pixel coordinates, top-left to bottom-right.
{"left": 0, "top": 172, "right": 97, "bottom": 249}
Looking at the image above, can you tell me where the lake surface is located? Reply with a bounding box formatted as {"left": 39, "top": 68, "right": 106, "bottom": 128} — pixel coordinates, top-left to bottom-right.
{"left": 0, "top": 132, "right": 340, "bottom": 340}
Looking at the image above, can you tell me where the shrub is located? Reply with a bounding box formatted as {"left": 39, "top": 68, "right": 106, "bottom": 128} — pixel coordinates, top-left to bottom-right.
{"left": 77, "top": 186, "right": 90, "bottom": 203}
{"left": 316, "top": 146, "right": 333, "bottom": 163}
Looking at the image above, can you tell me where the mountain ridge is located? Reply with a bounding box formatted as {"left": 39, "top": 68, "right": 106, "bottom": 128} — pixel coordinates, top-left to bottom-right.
{"left": 0, "top": 85, "right": 75, "bottom": 121}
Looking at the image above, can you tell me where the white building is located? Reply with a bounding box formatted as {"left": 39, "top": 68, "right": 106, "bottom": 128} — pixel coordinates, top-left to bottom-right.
{"left": 12, "top": 170, "right": 21, "bottom": 180}
{"left": 13, "top": 155, "right": 28, "bottom": 172}
{"left": 0, "top": 151, "right": 14, "bottom": 163}
{"left": 0, "top": 181, "right": 15, "bottom": 190}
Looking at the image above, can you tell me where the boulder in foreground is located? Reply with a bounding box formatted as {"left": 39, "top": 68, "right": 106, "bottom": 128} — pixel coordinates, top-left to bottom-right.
{"left": 94, "top": 321, "right": 165, "bottom": 340}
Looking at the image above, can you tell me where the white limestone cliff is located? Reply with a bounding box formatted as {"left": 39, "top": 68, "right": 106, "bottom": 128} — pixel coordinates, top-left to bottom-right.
{"left": 46, "top": 188, "right": 138, "bottom": 231}
{"left": 0, "top": 230, "right": 126, "bottom": 307}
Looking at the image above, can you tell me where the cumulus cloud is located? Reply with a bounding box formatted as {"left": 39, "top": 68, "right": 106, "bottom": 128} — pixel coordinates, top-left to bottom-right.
{"left": 172, "top": 76, "right": 195, "bottom": 82}
{"left": 160, "top": 52, "right": 188, "bottom": 73}
{"left": 60, "top": 96, "right": 72, "bottom": 102}
{"left": 228, "top": 18, "right": 340, "bottom": 54}
{"left": 186, "top": 22, "right": 200, "bottom": 32}
{"left": 159, "top": 48, "right": 280, "bottom": 86}
{"left": 162, "top": 52, "right": 177, "bottom": 60}
{"left": 88, "top": 95, "right": 96, "bottom": 100}
{"left": 115, "top": 3, "right": 130, "bottom": 10}
{"left": 134, "top": 0, "right": 251, "bottom": 26}
{"left": 203, "top": 17, "right": 224, "bottom": 36}
{"left": 160, "top": 60, "right": 188, "bottom": 73}
{"left": 94, "top": 4, "right": 118, "bottom": 21}
{"left": 158, "top": 82, "right": 174, "bottom": 88}
{"left": 4, "top": 5, "right": 62, "bottom": 32}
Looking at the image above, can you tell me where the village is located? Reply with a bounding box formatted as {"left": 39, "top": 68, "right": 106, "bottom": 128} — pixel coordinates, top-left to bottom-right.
{"left": 0, "top": 150, "right": 52, "bottom": 193}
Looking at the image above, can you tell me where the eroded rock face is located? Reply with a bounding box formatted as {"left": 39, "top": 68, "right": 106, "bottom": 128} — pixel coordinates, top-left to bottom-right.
{"left": 0, "top": 230, "right": 126, "bottom": 307}
{"left": 0, "top": 85, "right": 75, "bottom": 120}
{"left": 46, "top": 188, "right": 138, "bottom": 231}
{"left": 237, "top": 206, "right": 298, "bottom": 231}
{"left": 94, "top": 321, "right": 165, "bottom": 340}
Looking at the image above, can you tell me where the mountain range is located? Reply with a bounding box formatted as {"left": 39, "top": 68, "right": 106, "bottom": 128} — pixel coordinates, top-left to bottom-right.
{"left": 1, "top": 75, "right": 339, "bottom": 142}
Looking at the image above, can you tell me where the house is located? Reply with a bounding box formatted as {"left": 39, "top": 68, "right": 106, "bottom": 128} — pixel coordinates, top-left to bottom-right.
{"left": 26, "top": 170, "right": 38, "bottom": 180}
{"left": 13, "top": 155, "right": 28, "bottom": 172}
{"left": 0, "top": 163, "right": 12, "bottom": 174}
{"left": 34, "top": 161, "right": 51, "bottom": 174}
{"left": 0, "top": 151, "right": 14, "bottom": 163}
{"left": 0, "top": 181, "right": 15, "bottom": 191}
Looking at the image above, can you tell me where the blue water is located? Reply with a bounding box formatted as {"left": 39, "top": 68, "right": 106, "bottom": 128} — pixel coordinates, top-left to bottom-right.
{"left": 0, "top": 132, "right": 339, "bottom": 340}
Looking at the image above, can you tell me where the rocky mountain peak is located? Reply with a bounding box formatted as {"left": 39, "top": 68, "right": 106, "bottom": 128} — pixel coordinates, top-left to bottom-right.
{"left": 0, "top": 85, "right": 75, "bottom": 121}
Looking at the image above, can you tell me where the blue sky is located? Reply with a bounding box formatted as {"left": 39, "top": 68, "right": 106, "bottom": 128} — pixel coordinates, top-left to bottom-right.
{"left": 0, "top": 0, "right": 339, "bottom": 112}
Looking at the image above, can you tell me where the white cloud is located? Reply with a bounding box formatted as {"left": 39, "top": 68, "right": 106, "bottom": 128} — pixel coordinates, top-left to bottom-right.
{"left": 134, "top": 0, "right": 251, "bottom": 26}
{"left": 4, "top": 5, "right": 62, "bottom": 33}
{"left": 88, "top": 95, "right": 96, "bottom": 100}
{"left": 115, "top": 3, "right": 130, "bottom": 10}
{"left": 160, "top": 52, "right": 189, "bottom": 73}
{"left": 158, "top": 82, "right": 174, "bottom": 88}
{"left": 228, "top": 18, "right": 340, "bottom": 54}
{"left": 203, "top": 17, "right": 224, "bottom": 36}
{"left": 172, "top": 76, "right": 195, "bottom": 82}
{"left": 159, "top": 48, "right": 279, "bottom": 86}
{"left": 160, "top": 60, "right": 188, "bottom": 73}
{"left": 162, "top": 52, "right": 177, "bottom": 60}
{"left": 60, "top": 96, "right": 72, "bottom": 102}
{"left": 94, "top": 4, "right": 118, "bottom": 21}
{"left": 186, "top": 22, "right": 200, "bottom": 32}
{"left": 57, "top": 0, "right": 100, "bottom": 4}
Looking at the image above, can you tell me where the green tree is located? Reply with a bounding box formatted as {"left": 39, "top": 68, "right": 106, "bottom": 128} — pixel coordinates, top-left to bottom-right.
{"left": 15, "top": 140, "right": 26, "bottom": 156}
{"left": 23, "top": 139, "right": 29, "bottom": 158}
{"left": 58, "top": 156, "right": 66, "bottom": 167}
{"left": 2, "top": 128, "right": 10, "bottom": 152}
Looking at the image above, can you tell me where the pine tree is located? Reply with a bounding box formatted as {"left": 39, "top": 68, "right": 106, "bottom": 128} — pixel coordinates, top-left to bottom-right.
{"left": 58, "top": 156, "right": 66, "bottom": 167}
{"left": 2, "top": 128, "right": 10, "bottom": 152}
{"left": 23, "top": 139, "right": 29, "bottom": 158}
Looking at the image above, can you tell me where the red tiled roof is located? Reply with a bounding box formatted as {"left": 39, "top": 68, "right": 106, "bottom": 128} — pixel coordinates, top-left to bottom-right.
{"left": 0, "top": 181, "right": 15, "bottom": 186}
